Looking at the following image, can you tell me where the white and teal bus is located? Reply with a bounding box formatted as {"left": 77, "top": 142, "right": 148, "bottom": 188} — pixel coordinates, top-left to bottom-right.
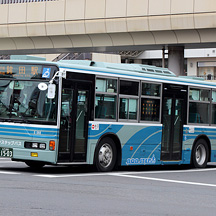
{"left": 0, "top": 59, "right": 216, "bottom": 171}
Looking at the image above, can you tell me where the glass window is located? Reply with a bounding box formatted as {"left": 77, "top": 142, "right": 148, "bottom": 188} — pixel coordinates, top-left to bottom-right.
{"left": 119, "top": 98, "right": 137, "bottom": 120}
{"left": 95, "top": 94, "right": 116, "bottom": 119}
{"left": 212, "top": 90, "right": 216, "bottom": 124}
{"left": 142, "top": 83, "right": 161, "bottom": 97}
{"left": 189, "top": 88, "right": 210, "bottom": 101}
{"left": 141, "top": 98, "right": 160, "bottom": 121}
{"left": 189, "top": 102, "right": 209, "bottom": 124}
{"left": 96, "top": 78, "right": 117, "bottom": 93}
{"left": 212, "top": 104, "right": 216, "bottom": 124}
{"left": 119, "top": 98, "right": 128, "bottom": 119}
{"left": 120, "top": 80, "right": 139, "bottom": 96}
{"left": 0, "top": 80, "right": 57, "bottom": 124}
{"left": 212, "top": 91, "right": 216, "bottom": 103}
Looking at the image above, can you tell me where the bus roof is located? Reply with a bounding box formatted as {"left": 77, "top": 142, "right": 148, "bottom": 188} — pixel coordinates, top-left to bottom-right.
{"left": 57, "top": 60, "right": 216, "bottom": 88}
{"left": 59, "top": 60, "right": 176, "bottom": 77}
{"left": 0, "top": 59, "right": 216, "bottom": 88}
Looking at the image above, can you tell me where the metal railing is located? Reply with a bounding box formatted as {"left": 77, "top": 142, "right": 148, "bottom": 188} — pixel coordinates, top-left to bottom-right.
{"left": 197, "top": 75, "right": 216, "bottom": 80}
{"left": 0, "top": 0, "right": 56, "bottom": 4}
{"left": 53, "top": 53, "right": 92, "bottom": 62}
{"left": 119, "top": 50, "right": 143, "bottom": 58}
{"left": 0, "top": 55, "right": 10, "bottom": 60}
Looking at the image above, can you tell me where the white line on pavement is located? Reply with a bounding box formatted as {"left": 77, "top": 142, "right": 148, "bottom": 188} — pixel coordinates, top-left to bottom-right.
{"left": 112, "top": 167, "right": 216, "bottom": 176}
{"left": 0, "top": 171, "right": 21, "bottom": 175}
{"left": 34, "top": 167, "right": 216, "bottom": 179}
{"left": 110, "top": 173, "right": 216, "bottom": 188}
{"left": 34, "top": 173, "right": 108, "bottom": 178}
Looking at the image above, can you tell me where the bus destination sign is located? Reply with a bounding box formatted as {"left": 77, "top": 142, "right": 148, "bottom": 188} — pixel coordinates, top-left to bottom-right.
{"left": 0, "top": 64, "right": 56, "bottom": 80}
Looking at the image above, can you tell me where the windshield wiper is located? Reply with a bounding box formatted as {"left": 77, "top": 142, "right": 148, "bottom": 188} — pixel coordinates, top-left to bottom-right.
{"left": 11, "top": 108, "right": 29, "bottom": 124}
{"left": 0, "top": 119, "right": 12, "bottom": 122}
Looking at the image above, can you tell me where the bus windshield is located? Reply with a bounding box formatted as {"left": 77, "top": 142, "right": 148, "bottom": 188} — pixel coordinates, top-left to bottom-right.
{"left": 0, "top": 80, "right": 57, "bottom": 124}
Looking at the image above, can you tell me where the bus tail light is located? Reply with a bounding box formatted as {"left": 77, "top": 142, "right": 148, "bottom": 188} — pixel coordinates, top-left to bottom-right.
{"left": 49, "top": 140, "right": 55, "bottom": 151}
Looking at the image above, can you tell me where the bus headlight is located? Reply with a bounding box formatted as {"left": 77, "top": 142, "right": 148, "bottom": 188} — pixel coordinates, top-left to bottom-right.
{"left": 39, "top": 144, "right": 46, "bottom": 149}
{"left": 32, "top": 143, "right": 38, "bottom": 148}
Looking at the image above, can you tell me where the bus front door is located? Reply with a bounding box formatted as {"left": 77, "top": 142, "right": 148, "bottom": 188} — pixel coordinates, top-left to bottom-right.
{"left": 58, "top": 80, "right": 92, "bottom": 163}
{"left": 161, "top": 84, "right": 187, "bottom": 161}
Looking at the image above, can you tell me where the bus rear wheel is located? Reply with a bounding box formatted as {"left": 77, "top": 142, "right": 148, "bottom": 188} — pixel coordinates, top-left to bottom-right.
{"left": 95, "top": 137, "right": 117, "bottom": 172}
{"left": 192, "top": 139, "right": 209, "bottom": 168}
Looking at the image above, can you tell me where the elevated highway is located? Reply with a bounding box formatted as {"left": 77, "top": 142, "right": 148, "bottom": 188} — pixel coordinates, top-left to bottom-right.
{"left": 0, "top": 0, "right": 216, "bottom": 74}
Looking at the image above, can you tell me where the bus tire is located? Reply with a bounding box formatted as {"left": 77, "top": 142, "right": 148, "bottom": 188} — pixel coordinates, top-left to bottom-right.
{"left": 25, "top": 161, "right": 45, "bottom": 169}
{"left": 192, "top": 139, "right": 209, "bottom": 168}
{"left": 95, "top": 137, "right": 117, "bottom": 172}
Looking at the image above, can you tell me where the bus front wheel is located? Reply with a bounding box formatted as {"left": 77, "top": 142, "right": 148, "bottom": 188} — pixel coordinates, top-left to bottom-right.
{"left": 192, "top": 139, "right": 209, "bottom": 168}
{"left": 95, "top": 137, "right": 117, "bottom": 172}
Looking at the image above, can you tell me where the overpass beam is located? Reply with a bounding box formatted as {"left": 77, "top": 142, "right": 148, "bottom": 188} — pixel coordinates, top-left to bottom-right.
{"left": 168, "top": 46, "right": 184, "bottom": 76}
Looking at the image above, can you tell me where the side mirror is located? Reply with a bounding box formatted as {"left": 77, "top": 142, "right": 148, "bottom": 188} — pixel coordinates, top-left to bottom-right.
{"left": 47, "top": 84, "right": 56, "bottom": 99}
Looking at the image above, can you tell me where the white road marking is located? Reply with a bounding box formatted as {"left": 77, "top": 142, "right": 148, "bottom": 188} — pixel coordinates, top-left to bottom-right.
{"left": 110, "top": 173, "right": 216, "bottom": 188}
{"left": 113, "top": 167, "right": 216, "bottom": 176}
{"left": 0, "top": 171, "right": 21, "bottom": 175}
{"left": 34, "top": 168, "right": 216, "bottom": 179}
{"left": 34, "top": 173, "right": 107, "bottom": 178}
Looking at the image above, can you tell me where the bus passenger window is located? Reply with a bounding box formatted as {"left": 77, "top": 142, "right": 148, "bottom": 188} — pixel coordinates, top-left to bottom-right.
{"left": 119, "top": 98, "right": 137, "bottom": 120}
{"left": 212, "top": 91, "right": 216, "bottom": 125}
{"left": 95, "top": 94, "right": 116, "bottom": 119}
{"left": 96, "top": 78, "right": 117, "bottom": 93}
{"left": 142, "top": 83, "right": 161, "bottom": 97}
{"left": 189, "top": 88, "right": 210, "bottom": 124}
{"left": 120, "top": 80, "right": 139, "bottom": 96}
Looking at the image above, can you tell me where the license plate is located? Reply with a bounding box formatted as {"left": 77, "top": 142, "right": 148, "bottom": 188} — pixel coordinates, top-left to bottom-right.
{"left": 0, "top": 148, "right": 13, "bottom": 158}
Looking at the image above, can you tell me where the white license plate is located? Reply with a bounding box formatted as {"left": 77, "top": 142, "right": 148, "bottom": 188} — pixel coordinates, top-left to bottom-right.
{"left": 0, "top": 148, "right": 13, "bottom": 158}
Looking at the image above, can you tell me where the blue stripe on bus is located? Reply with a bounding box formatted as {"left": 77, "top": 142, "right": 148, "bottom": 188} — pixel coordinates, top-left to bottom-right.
{"left": 0, "top": 125, "right": 59, "bottom": 139}
{"left": 124, "top": 126, "right": 162, "bottom": 146}
{"left": 0, "top": 125, "right": 58, "bottom": 131}
{"left": 0, "top": 132, "right": 58, "bottom": 139}
{"left": 0, "top": 128, "right": 58, "bottom": 135}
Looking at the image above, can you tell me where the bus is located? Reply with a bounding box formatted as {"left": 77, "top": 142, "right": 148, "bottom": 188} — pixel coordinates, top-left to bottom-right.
{"left": 0, "top": 59, "right": 215, "bottom": 171}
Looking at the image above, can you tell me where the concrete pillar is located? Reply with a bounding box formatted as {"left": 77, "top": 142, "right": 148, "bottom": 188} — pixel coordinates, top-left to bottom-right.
{"left": 168, "top": 46, "right": 184, "bottom": 76}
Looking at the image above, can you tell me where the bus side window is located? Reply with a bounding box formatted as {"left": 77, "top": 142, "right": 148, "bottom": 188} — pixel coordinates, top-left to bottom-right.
{"left": 95, "top": 101, "right": 107, "bottom": 118}
{"left": 95, "top": 94, "right": 116, "bottom": 119}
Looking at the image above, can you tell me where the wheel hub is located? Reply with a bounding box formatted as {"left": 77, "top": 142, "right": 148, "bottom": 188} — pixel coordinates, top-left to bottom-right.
{"left": 99, "top": 144, "right": 113, "bottom": 168}
{"left": 195, "top": 144, "right": 206, "bottom": 166}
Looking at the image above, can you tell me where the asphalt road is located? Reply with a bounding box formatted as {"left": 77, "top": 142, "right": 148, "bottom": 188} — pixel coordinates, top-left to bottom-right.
{"left": 0, "top": 158, "right": 216, "bottom": 216}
